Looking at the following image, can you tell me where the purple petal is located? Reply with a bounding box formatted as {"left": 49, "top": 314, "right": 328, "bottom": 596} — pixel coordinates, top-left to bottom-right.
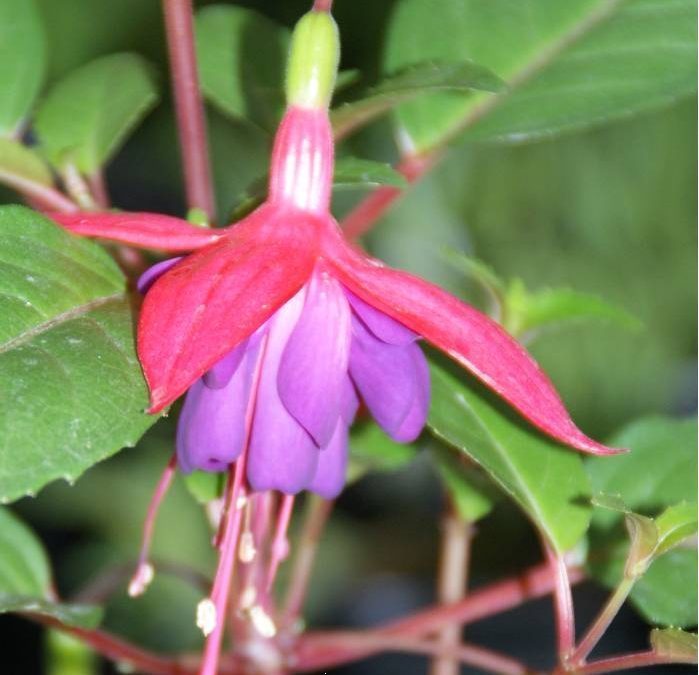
{"left": 137, "top": 257, "right": 183, "bottom": 294}
{"left": 341, "top": 376, "right": 360, "bottom": 424}
{"left": 176, "top": 345, "right": 257, "bottom": 473}
{"left": 348, "top": 315, "right": 417, "bottom": 439}
{"left": 346, "top": 289, "right": 417, "bottom": 345}
{"left": 203, "top": 339, "right": 248, "bottom": 389}
{"left": 307, "top": 420, "right": 349, "bottom": 499}
{"left": 247, "top": 290, "right": 319, "bottom": 495}
{"left": 392, "top": 344, "right": 430, "bottom": 442}
{"left": 277, "top": 270, "right": 351, "bottom": 447}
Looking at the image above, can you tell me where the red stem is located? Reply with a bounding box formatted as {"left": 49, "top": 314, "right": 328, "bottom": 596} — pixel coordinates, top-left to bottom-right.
{"left": 341, "top": 152, "right": 437, "bottom": 240}
{"left": 162, "top": 0, "right": 216, "bottom": 220}
{"left": 297, "top": 633, "right": 528, "bottom": 675}
{"left": 0, "top": 171, "right": 79, "bottom": 213}
{"left": 295, "top": 562, "right": 585, "bottom": 670}
{"left": 574, "top": 650, "right": 698, "bottom": 674}
{"left": 313, "top": 0, "right": 334, "bottom": 11}
{"left": 27, "top": 615, "right": 188, "bottom": 675}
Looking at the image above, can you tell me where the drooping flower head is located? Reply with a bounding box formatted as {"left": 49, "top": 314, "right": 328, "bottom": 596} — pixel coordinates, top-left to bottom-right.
{"left": 53, "top": 12, "right": 621, "bottom": 499}
{"left": 49, "top": 6, "right": 623, "bottom": 672}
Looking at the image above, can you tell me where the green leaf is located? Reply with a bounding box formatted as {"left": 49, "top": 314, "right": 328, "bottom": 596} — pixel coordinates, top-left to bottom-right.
{"left": 0, "top": 139, "right": 53, "bottom": 186}
{"left": 195, "top": 5, "right": 289, "bottom": 131}
{"left": 332, "top": 59, "right": 504, "bottom": 140}
{"left": 655, "top": 502, "right": 697, "bottom": 557}
{"left": 587, "top": 417, "right": 697, "bottom": 530}
{"left": 333, "top": 157, "right": 408, "bottom": 190}
{"left": 587, "top": 417, "right": 697, "bottom": 626}
{"left": 349, "top": 420, "right": 418, "bottom": 481}
{"left": 427, "top": 355, "right": 591, "bottom": 552}
{"left": 385, "top": 0, "right": 698, "bottom": 151}
{"left": 503, "top": 280, "right": 641, "bottom": 341}
{"left": 0, "top": 205, "right": 156, "bottom": 502}
{"left": 431, "top": 443, "right": 497, "bottom": 522}
{"left": 35, "top": 53, "right": 159, "bottom": 173}
{"left": 0, "top": 0, "right": 46, "bottom": 135}
{"left": 650, "top": 627, "right": 698, "bottom": 661}
{"left": 0, "top": 507, "right": 101, "bottom": 628}
{"left": 184, "top": 470, "right": 225, "bottom": 504}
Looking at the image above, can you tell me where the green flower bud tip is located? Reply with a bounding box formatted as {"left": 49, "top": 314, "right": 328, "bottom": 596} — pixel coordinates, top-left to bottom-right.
{"left": 285, "top": 10, "right": 340, "bottom": 110}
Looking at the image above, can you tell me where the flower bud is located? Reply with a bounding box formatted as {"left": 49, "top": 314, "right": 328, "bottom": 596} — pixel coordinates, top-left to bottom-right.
{"left": 285, "top": 10, "right": 340, "bottom": 109}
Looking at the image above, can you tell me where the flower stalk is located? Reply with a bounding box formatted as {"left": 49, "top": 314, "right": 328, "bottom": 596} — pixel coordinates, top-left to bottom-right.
{"left": 162, "top": 0, "right": 215, "bottom": 220}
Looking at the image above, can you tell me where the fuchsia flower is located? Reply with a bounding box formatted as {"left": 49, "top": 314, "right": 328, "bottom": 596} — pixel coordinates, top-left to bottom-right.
{"left": 53, "top": 17, "right": 620, "bottom": 501}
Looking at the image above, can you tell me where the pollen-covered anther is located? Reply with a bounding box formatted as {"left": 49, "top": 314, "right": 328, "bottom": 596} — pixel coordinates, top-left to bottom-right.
{"left": 196, "top": 598, "right": 218, "bottom": 636}
{"left": 249, "top": 605, "right": 277, "bottom": 638}
{"left": 238, "top": 531, "right": 257, "bottom": 563}
{"left": 128, "top": 562, "right": 154, "bottom": 597}
{"left": 239, "top": 585, "right": 257, "bottom": 611}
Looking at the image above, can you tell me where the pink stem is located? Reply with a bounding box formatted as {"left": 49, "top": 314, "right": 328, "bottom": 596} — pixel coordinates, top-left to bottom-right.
{"left": 313, "top": 0, "right": 333, "bottom": 11}
{"left": 128, "top": 454, "right": 178, "bottom": 597}
{"left": 430, "top": 508, "right": 473, "bottom": 675}
{"left": 574, "top": 650, "right": 697, "bottom": 674}
{"left": 0, "top": 170, "right": 79, "bottom": 213}
{"left": 88, "top": 170, "right": 110, "bottom": 209}
{"left": 282, "top": 495, "right": 333, "bottom": 623}
{"left": 199, "top": 466, "right": 247, "bottom": 675}
{"left": 162, "top": 0, "right": 216, "bottom": 220}
{"left": 27, "top": 614, "right": 188, "bottom": 675}
{"left": 296, "top": 633, "right": 528, "bottom": 675}
{"left": 341, "top": 153, "right": 437, "bottom": 240}
{"left": 295, "top": 562, "right": 584, "bottom": 670}
{"left": 199, "top": 335, "right": 269, "bottom": 675}
{"left": 265, "top": 494, "right": 295, "bottom": 591}
{"left": 544, "top": 542, "right": 576, "bottom": 668}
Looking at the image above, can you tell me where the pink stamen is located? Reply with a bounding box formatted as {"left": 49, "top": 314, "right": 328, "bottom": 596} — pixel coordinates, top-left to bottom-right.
{"left": 198, "top": 336, "right": 269, "bottom": 675}
{"left": 128, "top": 453, "right": 178, "bottom": 597}
{"left": 265, "top": 494, "right": 296, "bottom": 592}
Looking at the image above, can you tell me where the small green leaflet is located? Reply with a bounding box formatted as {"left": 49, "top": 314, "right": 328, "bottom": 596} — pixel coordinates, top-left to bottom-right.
{"left": 349, "top": 420, "right": 418, "bottom": 483}
{"left": 0, "top": 507, "right": 101, "bottom": 628}
{"left": 0, "top": 206, "right": 157, "bottom": 502}
{"left": 650, "top": 628, "right": 698, "bottom": 662}
{"left": 0, "top": 138, "right": 52, "bottom": 186}
{"left": 332, "top": 59, "right": 504, "bottom": 141}
{"left": 34, "top": 53, "right": 159, "bottom": 173}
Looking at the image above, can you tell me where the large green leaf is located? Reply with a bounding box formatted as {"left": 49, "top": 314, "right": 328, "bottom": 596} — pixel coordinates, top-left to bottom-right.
{"left": 195, "top": 5, "right": 289, "bottom": 131}
{"left": 385, "top": 0, "right": 697, "bottom": 151}
{"left": 0, "top": 0, "right": 46, "bottom": 135}
{"left": 0, "top": 205, "right": 156, "bottom": 502}
{"left": 431, "top": 443, "right": 498, "bottom": 522}
{"left": 0, "top": 507, "right": 101, "bottom": 628}
{"left": 587, "top": 417, "right": 697, "bottom": 626}
{"left": 427, "top": 356, "right": 591, "bottom": 552}
{"left": 34, "top": 53, "right": 158, "bottom": 173}
{"left": 332, "top": 60, "right": 504, "bottom": 141}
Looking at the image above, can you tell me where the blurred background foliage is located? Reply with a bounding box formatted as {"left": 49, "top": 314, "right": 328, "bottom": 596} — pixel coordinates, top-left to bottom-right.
{"left": 1, "top": 0, "right": 695, "bottom": 672}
